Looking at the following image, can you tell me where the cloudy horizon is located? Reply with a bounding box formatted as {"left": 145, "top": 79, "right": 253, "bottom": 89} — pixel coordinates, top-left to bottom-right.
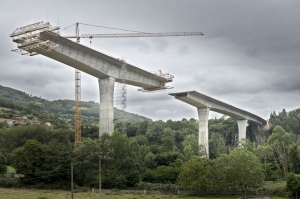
{"left": 1, "top": 0, "right": 299, "bottom": 121}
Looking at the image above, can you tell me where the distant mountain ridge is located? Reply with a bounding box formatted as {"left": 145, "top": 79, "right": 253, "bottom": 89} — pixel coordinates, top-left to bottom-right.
{"left": 0, "top": 85, "right": 151, "bottom": 125}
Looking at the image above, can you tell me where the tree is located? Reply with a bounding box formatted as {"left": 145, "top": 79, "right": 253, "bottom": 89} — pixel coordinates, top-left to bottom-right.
{"left": 11, "top": 139, "right": 50, "bottom": 184}
{"left": 289, "top": 144, "right": 300, "bottom": 174}
{"left": 11, "top": 139, "right": 49, "bottom": 173}
{"left": 257, "top": 145, "right": 273, "bottom": 180}
{"left": 182, "top": 134, "right": 198, "bottom": 155}
{"left": 178, "top": 157, "right": 215, "bottom": 195}
{"left": 143, "top": 152, "right": 157, "bottom": 169}
{"left": 267, "top": 125, "right": 292, "bottom": 177}
{"left": 72, "top": 138, "right": 100, "bottom": 186}
{"left": 182, "top": 144, "right": 195, "bottom": 162}
{"left": 209, "top": 132, "right": 226, "bottom": 158}
{"left": 146, "top": 120, "right": 165, "bottom": 143}
{"left": 287, "top": 173, "right": 300, "bottom": 199}
{"left": 11, "top": 138, "right": 71, "bottom": 186}
{"left": 159, "top": 128, "right": 175, "bottom": 152}
{"left": 209, "top": 116, "right": 238, "bottom": 147}
{"left": 99, "top": 132, "right": 113, "bottom": 160}
{"left": 127, "top": 124, "right": 139, "bottom": 137}
{"left": 139, "top": 120, "right": 149, "bottom": 135}
{"left": 218, "top": 148, "right": 264, "bottom": 197}
{"left": 126, "top": 170, "right": 140, "bottom": 187}
{"left": 82, "top": 125, "right": 99, "bottom": 139}
{"left": 135, "top": 135, "right": 149, "bottom": 146}
{"left": 155, "top": 165, "right": 181, "bottom": 184}
{"left": 155, "top": 152, "right": 178, "bottom": 166}
{"left": 0, "top": 151, "right": 7, "bottom": 174}
{"left": 111, "top": 131, "right": 129, "bottom": 166}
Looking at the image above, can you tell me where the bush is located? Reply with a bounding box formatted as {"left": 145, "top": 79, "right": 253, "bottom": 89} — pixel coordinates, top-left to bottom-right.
{"left": 259, "top": 181, "right": 288, "bottom": 197}
{"left": 0, "top": 173, "right": 19, "bottom": 188}
{"left": 126, "top": 170, "right": 140, "bottom": 187}
{"left": 136, "top": 181, "right": 181, "bottom": 192}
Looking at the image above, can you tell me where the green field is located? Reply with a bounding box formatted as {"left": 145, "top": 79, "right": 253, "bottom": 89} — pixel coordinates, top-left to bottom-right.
{"left": 0, "top": 188, "right": 240, "bottom": 199}
{"left": 0, "top": 188, "right": 290, "bottom": 199}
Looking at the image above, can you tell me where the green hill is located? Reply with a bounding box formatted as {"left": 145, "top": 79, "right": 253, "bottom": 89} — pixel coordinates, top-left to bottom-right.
{"left": 0, "top": 85, "right": 151, "bottom": 125}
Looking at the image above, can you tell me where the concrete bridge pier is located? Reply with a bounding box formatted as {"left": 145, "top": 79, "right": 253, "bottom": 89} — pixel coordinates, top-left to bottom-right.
{"left": 98, "top": 77, "right": 115, "bottom": 137}
{"left": 237, "top": 119, "right": 248, "bottom": 144}
{"left": 197, "top": 107, "right": 210, "bottom": 158}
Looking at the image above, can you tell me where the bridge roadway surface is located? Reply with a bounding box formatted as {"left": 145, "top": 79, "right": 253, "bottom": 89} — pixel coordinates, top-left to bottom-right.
{"left": 169, "top": 91, "right": 268, "bottom": 157}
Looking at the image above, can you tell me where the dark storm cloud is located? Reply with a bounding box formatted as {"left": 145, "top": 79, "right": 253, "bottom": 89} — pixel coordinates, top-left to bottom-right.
{"left": 1, "top": 0, "right": 300, "bottom": 121}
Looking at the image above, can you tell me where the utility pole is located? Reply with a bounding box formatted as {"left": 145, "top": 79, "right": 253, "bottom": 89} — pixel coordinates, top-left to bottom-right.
{"left": 99, "top": 156, "right": 101, "bottom": 199}
{"left": 71, "top": 163, "right": 74, "bottom": 199}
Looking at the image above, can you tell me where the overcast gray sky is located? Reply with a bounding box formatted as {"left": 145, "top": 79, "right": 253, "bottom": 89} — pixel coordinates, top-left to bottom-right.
{"left": 1, "top": 0, "right": 299, "bottom": 121}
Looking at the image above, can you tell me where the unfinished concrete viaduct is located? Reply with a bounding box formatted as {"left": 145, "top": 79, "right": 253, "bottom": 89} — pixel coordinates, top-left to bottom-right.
{"left": 169, "top": 91, "right": 268, "bottom": 157}
{"left": 10, "top": 22, "right": 268, "bottom": 157}
{"left": 10, "top": 22, "right": 174, "bottom": 136}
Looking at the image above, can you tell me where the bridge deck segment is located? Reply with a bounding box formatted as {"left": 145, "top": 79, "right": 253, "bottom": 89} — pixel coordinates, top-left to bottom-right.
{"left": 39, "top": 31, "right": 171, "bottom": 91}
{"left": 169, "top": 91, "right": 267, "bottom": 125}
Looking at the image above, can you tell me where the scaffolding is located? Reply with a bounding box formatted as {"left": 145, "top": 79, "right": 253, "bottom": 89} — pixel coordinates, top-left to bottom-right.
{"left": 10, "top": 21, "right": 60, "bottom": 56}
{"left": 138, "top": 70, "right": 174, "bottom": 93}
{"left": 115, "top": 59, "right": 128, "bottom": 134}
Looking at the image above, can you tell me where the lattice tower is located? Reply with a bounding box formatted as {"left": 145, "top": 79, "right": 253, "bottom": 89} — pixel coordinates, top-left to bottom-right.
{"left": 74, "top": 22, "right": 82, "bottom": 143}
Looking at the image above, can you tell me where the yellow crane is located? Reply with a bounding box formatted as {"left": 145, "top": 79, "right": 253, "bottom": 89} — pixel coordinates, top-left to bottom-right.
{"left": 67, "top": 22, "right": 204, "bottom": 144}
{"left": 74, "top": 23, "right": 82, "bottom": 143}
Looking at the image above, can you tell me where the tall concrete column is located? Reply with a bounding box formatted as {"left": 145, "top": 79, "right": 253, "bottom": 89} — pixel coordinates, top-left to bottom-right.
{"left": 98, "top": 77, "right": 115, "bottom": 137}
{"left": 237, "top": 119, "right": 248, "bottom": 143}
{"left": 197, "top": 107, "right": 210, "bottom": 158}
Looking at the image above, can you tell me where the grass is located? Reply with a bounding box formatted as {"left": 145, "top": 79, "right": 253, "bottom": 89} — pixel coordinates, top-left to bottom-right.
{"left": 0, "top": 188, "right": 245, "bottom": 199}
{"left": 273, "top": 197, "right": 289, "bottom": 199}
{"left": 6, "top": 166, "right": 16, "bottom": 174}
{"left": 0, "top": 107, "right": 11, "bottom": 111}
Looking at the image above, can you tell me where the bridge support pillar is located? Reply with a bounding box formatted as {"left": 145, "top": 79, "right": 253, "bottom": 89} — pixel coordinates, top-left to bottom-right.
{"left": 197, "top": 107, "right": 210, "bottom": 158}
{"left": 237, "top": 119, "right": 248, "bottom": 144}
{"left": 98, "top": 77, "right": 115, "bottom": 137}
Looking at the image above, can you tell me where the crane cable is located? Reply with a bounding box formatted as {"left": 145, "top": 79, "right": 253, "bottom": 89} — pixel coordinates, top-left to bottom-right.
{"left": 78, "top": 22, "right": 149, "bottom": 33}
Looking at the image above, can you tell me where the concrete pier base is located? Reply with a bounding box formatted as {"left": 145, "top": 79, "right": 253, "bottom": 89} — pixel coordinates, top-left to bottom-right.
{"left": 237, "top": 119, "right": 248, "bottom": 143}
{"left": 197, "top": 107, "right": 210, "bottom": 157}
{"left": 99, "top": 77, "right": 115, "bottom": 137}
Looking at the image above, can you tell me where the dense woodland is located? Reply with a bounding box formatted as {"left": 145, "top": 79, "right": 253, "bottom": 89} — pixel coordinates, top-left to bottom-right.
{"left": 1, "top": 85, "right": 300, "bottom": 197}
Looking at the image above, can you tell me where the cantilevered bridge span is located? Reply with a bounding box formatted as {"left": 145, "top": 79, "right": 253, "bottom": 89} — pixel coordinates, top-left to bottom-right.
{"left": 170, "top": 91, "right": 268, "bottom": 157}
{"left": 10, "top": 22, "right": 175, "bottom": 136}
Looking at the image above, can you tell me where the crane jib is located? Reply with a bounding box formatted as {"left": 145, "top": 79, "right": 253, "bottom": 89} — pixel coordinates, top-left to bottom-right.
{"left": 64, "top": 32, "right": 204, "bottom": 39}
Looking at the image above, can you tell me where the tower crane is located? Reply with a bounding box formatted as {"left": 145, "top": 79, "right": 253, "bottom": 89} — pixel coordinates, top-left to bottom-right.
{"left": 66, "top": 22, "right": 204, "bottom": 144}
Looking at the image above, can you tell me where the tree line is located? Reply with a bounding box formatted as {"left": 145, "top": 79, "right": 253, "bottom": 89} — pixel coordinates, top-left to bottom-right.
{"left": 0, "top": 108, "right": 300, "bottom": 197}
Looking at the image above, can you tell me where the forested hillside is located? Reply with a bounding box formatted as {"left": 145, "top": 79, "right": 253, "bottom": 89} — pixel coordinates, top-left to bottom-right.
{"left": 1, "top": 84, "right": 300, "bottom": 197}
{"left": 0, "top": 85, "right": 151, "bottom": 126}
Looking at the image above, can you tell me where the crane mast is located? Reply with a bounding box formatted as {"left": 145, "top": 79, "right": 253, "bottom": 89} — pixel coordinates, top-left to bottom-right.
{"left": 74, "top": 22, "right": 82, "bottom": 144}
